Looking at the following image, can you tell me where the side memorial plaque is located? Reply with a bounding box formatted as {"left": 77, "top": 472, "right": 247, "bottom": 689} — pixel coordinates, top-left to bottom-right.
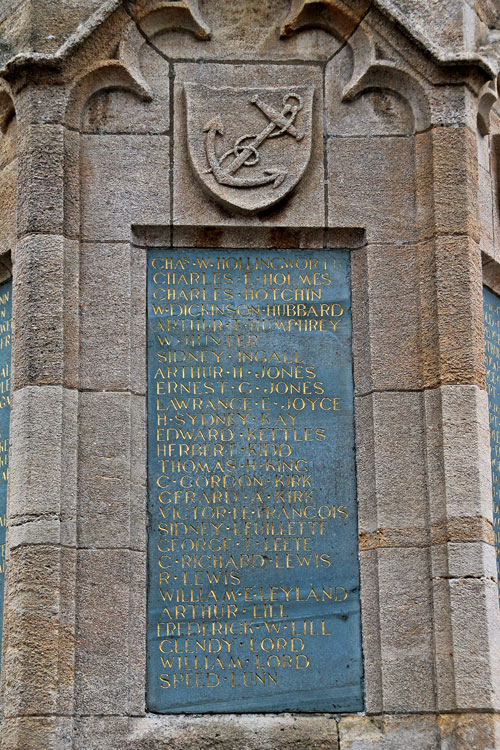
{"left": 484, "top": 286, "right": 500, "bottom": 595}
{"left": 0, "top": 279, "right": 11, "bottom": 666}
{"left": 146, "top": 249, "right": 362, "bottom": 713}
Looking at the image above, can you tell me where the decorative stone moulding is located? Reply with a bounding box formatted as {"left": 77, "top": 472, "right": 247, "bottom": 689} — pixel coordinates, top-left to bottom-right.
{"left": 280, "top": 3, "right": 431, "bottom": 136}
{"left": 280, "top": 0, "right": 371, "bottom": 40}
{"left": 477, "top": 78, "right": 499, "bottom": 136}
{"left": 0, "top": 84, "right": 15, "bottom": 134}
{"left": 127, "top": 0, "right": 211, "bottom": 39}
{"left": 65, "top": 59, "right": 152, "bottom": 130}
{"left": 346, "top": 24, "right": 430, "bottom": 131}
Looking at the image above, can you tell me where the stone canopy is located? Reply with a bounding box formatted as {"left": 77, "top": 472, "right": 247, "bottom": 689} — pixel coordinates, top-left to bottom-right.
{"left": 1, "top": 0, "right": 500, "bottom": 74}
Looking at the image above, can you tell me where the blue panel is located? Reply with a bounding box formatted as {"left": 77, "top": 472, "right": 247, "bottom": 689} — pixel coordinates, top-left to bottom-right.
{"left": 146, "top": 250, "right": 363, "bottom": 713}
{"left": 484, "top": 286, "right": 500, "bottom": 597}
{"left": 0, "top": 279, "right": 12, "bottom": 667}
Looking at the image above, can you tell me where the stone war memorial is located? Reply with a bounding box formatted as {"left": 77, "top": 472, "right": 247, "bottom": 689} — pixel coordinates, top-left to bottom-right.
{"left": 3, "top": 0, "right": 500, "bottom": 748}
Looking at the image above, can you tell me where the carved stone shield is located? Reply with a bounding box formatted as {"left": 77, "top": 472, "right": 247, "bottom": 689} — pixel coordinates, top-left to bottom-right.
{"left": 184, "top": 83, "right": 315, "bottom": 214}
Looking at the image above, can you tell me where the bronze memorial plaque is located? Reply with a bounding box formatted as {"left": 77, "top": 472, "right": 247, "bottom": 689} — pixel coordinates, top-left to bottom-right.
{"left": 146, "top": 249, "right": 362, "bottom": 712}
{"left": 484, "top": 286, "right": 500, "bottom": 597}
{"left": 0, "top": 280, "right": 11, "bottom": 668}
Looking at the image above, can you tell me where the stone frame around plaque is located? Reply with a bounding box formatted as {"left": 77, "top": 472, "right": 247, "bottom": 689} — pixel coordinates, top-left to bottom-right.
{"left": 128, "top": 223, "right": 371, "bottom": 717}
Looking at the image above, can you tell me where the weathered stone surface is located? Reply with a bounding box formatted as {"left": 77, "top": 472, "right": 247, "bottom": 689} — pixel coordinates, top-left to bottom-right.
{"left": 74, "top": 717, "right": 129, "bottom": 750}
{"left": 17, "top": 124, "right": 65, "bottom": 235}
{"left": 355, "top": 392, "right": 427, "bottom": 540}
{"left": 483, "top": 256, "right": 500, "bottom": 291}
{"left": 338, "top": 714, "right": 439, "bottom": 749}
{"left": 8, "top": 386, "right": 77, "bottom": 540}
{"left": 0, "top": 157, "right": 16, "bottom": 255}
{"left": 80, "top": 133, "right": 170, "bottom": 242}
{"left": 79, "top": 242, "right": 144, "bottom": 392}
{"left": 75, "top": 549, "right": 143, "bottom": 715}
{"left": 358, "top": 549, "right": 383, "bottom": 715}
{"left": 427, "top": 84, "right": 478, "bottom": 129}
{"left": 63, "top": 127, "right": 80, "bottom": 242}
{"left": 130, "top": 243, "right": 147, "bottom": 395}
{"left": 79, "top": 241, "right": 147, "bottom": 393}
{"left": 373, "top": 0, "right": 489, "bottom": 65}
{"left": 420, "top": 385, "right": 500, "bottom": 712}
{"left": 478, "top": 160, "right": 495, "bottom": 259}
{"left": 339, "top": 713, "right": 500, "bottom": 749}
{"left": 416, "top": 126, "right": 479, "bottom": 242}
{"left": 2, "top": 544, "right": 76, "bottom": 717}
{"left": 129, "top": 549, "right": 147, "bottom": 715}
{"left": 327, "top": 136, "right": 416, "bottom": 243}
{"left": 438, "top": 713, "right": 500, "bottom": 750}
{"left": 433, "top": 577, "right": 500, "bottom": 711}
{"left": 171, "top": 225, "right": 324, "bottom": 249}
{"left": 351, "top": 244, "right": 422, "bottom": 394}
{"left": 129, "top": 0, "right": 211, "bottom": 40}
{"left": 12, "top": 235, "right": 78, "bottom": 388}
{"left": 77, "top": 392, "right": 145, "bottom": 549}
{"left": 423, "top": 386, "right": 493, "bottom": 530}
{"left": 8, "top": 518, "right": 69, "bottom": 550}
{"left": 74, "top": 714, "right": 337, "bottom": 750}
{"left": 1, "top": 716, "right": 73, "bottom": 750}
{"left": 12, "top": 79, "right": 70, "bottom": 126}
{"left": 375, "top": 546, "right": 435, "bottom": 713}
{"left": 0, "top": 0, "right": 31, "bottom": 67}
{"left": 430, "top": 540, "right": 497, "bottom": 581}
{"left": 145, "top": 0, "right": 342, "bottom": 61}
{"left": 414, "top": 129, "right": 434, "bottom": 241}
{"left": 477, "top": 124, "right": 491, "bottom": 172}
{"left": 281, "top": 0, "right": 371, "bottom": 40}
{"left": 128, "top": 714, "right": 340, "bottom": 749}
{"left": 73, "top": 712, "right": 500, "bottom": 750}
{"left": 184, "top": 82, "right": 314, "bottom": 215}
{"left": 0, "top": 0, "right": 116, "bottom": 66}
{"left": 1, "top": 0, "right": 495, "bottom": 74}
{"left": 0, "top": 122, "right": 15, "bottom": 171}
{"left": 490, "top": 130, "right": 500, "bottom": 263}
{"left": 353, "top": 394, "right": 377, "bottom": 535}
{"left": 419, "top": 236, "right": 484, "bottom": 389}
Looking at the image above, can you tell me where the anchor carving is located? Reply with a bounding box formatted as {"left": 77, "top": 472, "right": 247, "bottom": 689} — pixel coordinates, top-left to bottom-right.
{"left": 203, "top": 93, "right": 305, "bottom": 189}
{"left": 184, "top": 83, "right": 314, "bottom": 213}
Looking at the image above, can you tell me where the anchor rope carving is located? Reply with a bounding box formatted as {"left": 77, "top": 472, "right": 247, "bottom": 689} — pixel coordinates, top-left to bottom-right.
{"left": 203, "top": 92, "right": 304, "bottom": 189}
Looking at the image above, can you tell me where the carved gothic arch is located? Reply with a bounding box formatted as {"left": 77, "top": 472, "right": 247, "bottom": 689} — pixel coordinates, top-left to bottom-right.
{"left": 280, "top": 0, "right": 370, "bottom": 41}
{"left": 65, "top": 25, "right": 152, "bottom": 129}
{"left": 343, "top": 26, "right": 431, "bottom": 133}
{"left": 65, "top": 56, "right": 152, "bottom": 130}
{"left": 126, "top": 0, "right": 211, "bottom": 40}
{"left": 477, "top": 78, "right": 499, "bottom": 136}
{"left": 0, "top": 82, "right": 16, "bottom": 135}
{"left": 342, "top": 57, "right": 431, "bottom": 133}
{"left": 279, "top": 1, "right": 431, "bottom": 133}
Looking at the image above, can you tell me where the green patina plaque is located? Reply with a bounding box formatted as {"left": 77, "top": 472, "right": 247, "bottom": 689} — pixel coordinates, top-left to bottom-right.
{"left": 0, "top": 279, "right": 11, "bottom": 666}
{"left": 484, "top": 286, "right": 500, "bottom": 597}
{"left": 146, "top": 250, "right": 362, "bottom": 713}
